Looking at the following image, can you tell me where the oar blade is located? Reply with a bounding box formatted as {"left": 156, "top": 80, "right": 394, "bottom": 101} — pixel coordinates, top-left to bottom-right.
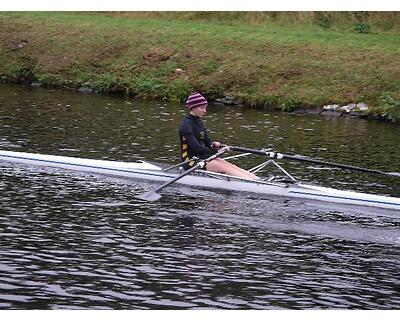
{"left": 136, "top": 191, "right": 162, "bottom": 202}
{"left": 389, "top": 172, "right": 400, "bottom": 177}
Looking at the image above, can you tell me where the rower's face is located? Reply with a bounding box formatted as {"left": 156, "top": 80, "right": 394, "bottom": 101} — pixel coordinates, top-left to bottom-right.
{"left": 192, "top": 105, "right": 207, "bottom": 117}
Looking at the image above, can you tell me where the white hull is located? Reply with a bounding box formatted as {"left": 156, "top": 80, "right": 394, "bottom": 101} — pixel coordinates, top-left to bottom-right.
{"left": 1, "top": 150, "right": 400, "bottom": 211}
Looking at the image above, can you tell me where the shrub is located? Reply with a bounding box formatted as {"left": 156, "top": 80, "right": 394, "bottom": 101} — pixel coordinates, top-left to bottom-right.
{"left": 281, "top": 99, "right": 302, "bottom": 112}
{"left": 120, "top": 76, "right": 137, "bottom": 95}
{"left": 134, "top": 74, "right": 164, "bottom": 98}
{"left": 37, "top": 73, "right": 62, "bottom": 87}
{"left": 245, "top": 94, "right": 279, "bottom": 109}
{"left": 261, "top": 95, "right": 279, "bottom": 108}
{"left": 7, "top": 57, "right": 38, "bottom": 82}
{"left": 94, "top": 74, "right": 118, "bottom": 92}
{"left": 355, "top": 23, "right": 371, "bottom": 34}
{"left": 75, "top": 71, "right": 92, "bottom": 86}
{"left": 379, "top": 94, "right": 400, "bottom": 123}
{"left": 166, "top": 79, "right": 192, "bottom": 102}
{"left": 354, "top": 12, "right": 371, "bottom": 34}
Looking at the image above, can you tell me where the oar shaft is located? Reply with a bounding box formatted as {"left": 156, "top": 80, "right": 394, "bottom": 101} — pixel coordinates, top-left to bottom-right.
{"left": 152, "top": 161, "right": 202, "bottom": 193}
{"left": 230, "top": 146, "right": 387, "bottom": 176}
{"left": 136, "top": 148, "right": 228, "bottom": 201}
{"left": 229, "top": 146, "right": 270, "bottom": 156}
{"left": 280, "top": 154, "right": 385, "bottom": 175}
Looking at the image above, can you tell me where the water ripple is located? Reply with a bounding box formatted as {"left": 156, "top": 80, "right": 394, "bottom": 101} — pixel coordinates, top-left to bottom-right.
{"left": 1, "top": 83, "right": 400, "bottom": 309}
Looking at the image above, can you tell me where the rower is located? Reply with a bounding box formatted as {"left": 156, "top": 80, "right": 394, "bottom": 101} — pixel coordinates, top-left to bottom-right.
{"left": 179, "top": 92, "right": 258, "bottom": 180}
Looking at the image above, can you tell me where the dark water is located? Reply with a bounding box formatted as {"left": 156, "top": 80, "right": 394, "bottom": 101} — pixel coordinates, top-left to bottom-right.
{"left": 0, "top": 84, "right": 400, "bottom": 309}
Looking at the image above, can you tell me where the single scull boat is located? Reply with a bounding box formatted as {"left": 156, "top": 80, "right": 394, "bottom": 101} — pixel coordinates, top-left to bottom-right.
{"left": 0, "top": 149, "right": 399, "bottom": 210}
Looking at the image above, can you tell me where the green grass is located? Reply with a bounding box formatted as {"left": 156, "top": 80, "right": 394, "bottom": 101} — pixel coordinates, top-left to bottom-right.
{"left": 3, "top": 12, "right": 399, "bottom": 50}
{"left": 0, "top": 11, "right": 399, "bottom": 120}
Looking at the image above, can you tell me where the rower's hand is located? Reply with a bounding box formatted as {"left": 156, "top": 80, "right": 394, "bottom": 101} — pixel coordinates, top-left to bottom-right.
{"left": 211, "top": 141, "right": 221, "bottom": 149}
{"left": 220, "top": 146, "right": 230, "bottom": 153}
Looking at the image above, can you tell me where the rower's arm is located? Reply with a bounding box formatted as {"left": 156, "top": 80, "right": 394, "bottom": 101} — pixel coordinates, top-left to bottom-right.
{"left": 203, "top": 129, "right": 214, "bottom": 148}
{"left": 182, "top": 132, "right": 217, "bottom": 155}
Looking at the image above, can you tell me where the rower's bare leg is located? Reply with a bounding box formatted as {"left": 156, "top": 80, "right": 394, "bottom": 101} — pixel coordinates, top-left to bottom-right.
{"left": 225, "top": 162, "right": 259, "bottom": 179}
{"left": 224, "top": 161, "right": 259, "bottom": 178}
{"left": 206, "top": 159, "right": 258, "bottom": 180}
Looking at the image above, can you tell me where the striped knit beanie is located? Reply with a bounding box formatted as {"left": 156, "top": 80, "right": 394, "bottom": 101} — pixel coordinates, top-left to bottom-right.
{"left": 186, "top": 92, "right": 208, "bottom": 109}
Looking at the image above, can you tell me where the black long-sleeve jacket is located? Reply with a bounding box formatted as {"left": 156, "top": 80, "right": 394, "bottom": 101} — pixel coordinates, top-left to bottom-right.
{"left": 179, "top": 114, "right": 217, "bottom": 165}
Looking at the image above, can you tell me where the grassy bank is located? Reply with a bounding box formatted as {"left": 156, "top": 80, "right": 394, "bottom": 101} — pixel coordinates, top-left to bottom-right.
{"left": 0, "top": 12, "right": 399, "bottom": 121}
{"left": 107, "top": 12, "right": 400, "bottom": 33}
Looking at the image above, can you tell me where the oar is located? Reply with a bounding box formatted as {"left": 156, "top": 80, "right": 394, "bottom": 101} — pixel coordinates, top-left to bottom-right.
{"left": 136, "top": 148, "right": 229, "bottom": 202}
{"left": 230, "top": 146, "right": 400, "bottom": 178}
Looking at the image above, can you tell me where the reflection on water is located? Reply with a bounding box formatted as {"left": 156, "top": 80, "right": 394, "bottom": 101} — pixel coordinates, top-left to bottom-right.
{"left": 0, "top": 84, "right": 400, "bottom": 309}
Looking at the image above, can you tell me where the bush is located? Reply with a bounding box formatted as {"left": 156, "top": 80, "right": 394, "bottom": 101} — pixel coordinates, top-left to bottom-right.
{"left": 37, "top": 73, "right": 62, "bottom": 87}
{"left": 134, "top": 74, "right": 164, "bottom": 98}
{"left": 6, "top": 57, "right": 38, "bottom": 83}
{"left": 94, "top": 74, "right": 118, "bottom": 92}
{"left": 120, "top": 76, "right": 136, "bottom": 95}
{"left": 166, "top": 79, "right": 192, "bottom": 102}
{"left": 245, "top": 94, "right": 279, "bottom": 109}
{"left": 379, "top": 94, "right": 400, "bottom": 123}
{"left": 355, "top": 23, "right": 371, "bottom": 34}
{"left": 281, "top": 99, "right": 302, "bottom": 112}
{"left": 261, "top": 95, "right": 279, "bottom": 108}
